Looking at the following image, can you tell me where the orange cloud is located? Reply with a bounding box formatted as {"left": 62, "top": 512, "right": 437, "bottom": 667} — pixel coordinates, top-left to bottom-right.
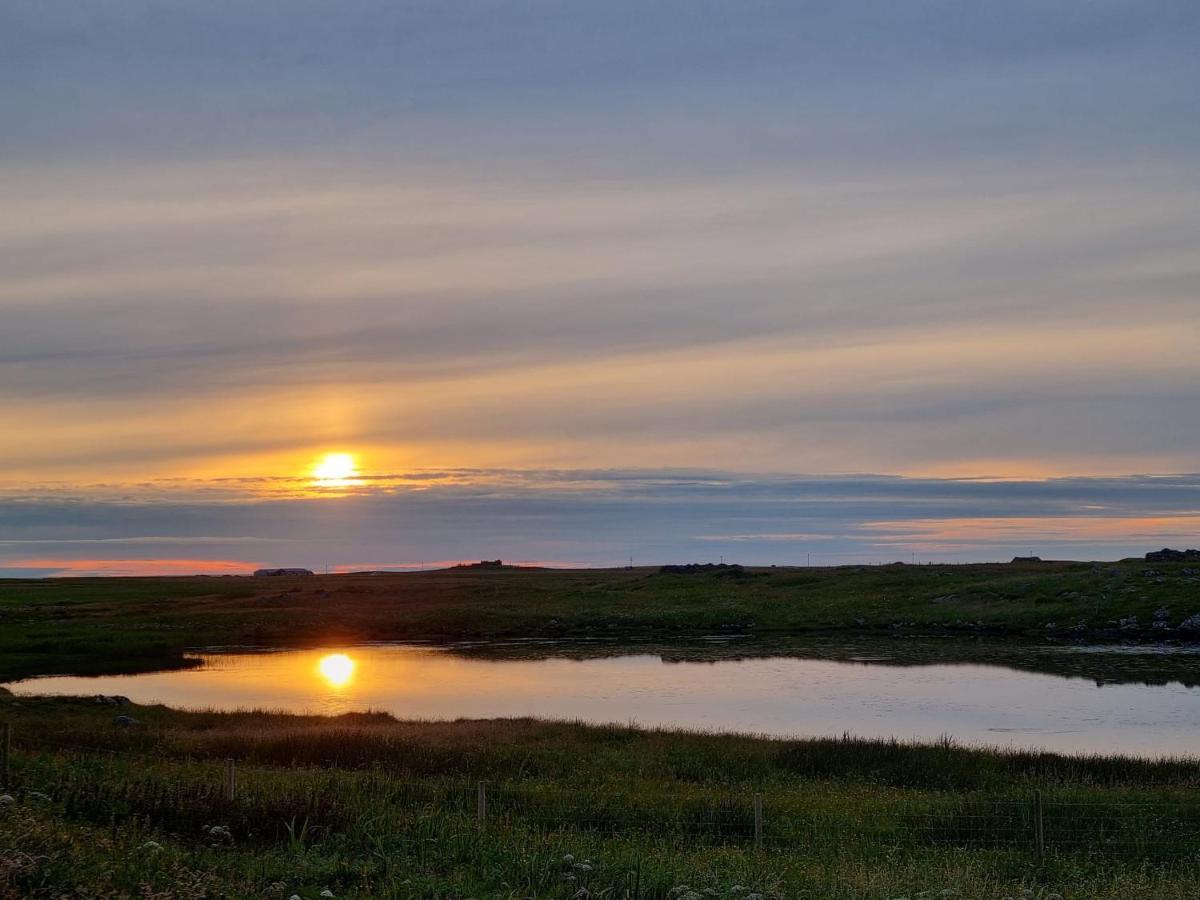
{"left": 8, "top": 558, "right": 260, "bottom": 577}
{"left": 865, "top": 516, "right": 1200, "bottom": 552}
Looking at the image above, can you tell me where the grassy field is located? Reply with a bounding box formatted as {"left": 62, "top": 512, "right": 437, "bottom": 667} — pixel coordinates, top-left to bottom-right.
{"left": 4, "top": 563, "right": 1200, "bottom": 897}
{"left": 3, "top": 559, "right": 1199, "bottom": 681}
{"left": 2, "top": 696, "right": 1200, "bottom": 899}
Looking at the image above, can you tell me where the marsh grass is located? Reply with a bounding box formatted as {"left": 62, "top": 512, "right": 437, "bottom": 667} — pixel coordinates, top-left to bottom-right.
{"left": 2, "top": 698, "right": 1200, "bottom": 898}
{"left": 5, "top": 561, "right": 1200, "bottom": 682}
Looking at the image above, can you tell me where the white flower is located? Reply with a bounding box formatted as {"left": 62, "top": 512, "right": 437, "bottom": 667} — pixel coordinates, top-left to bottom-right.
{"left": 563, "top": 854, "right": 575, "bottom": 863}
{"left": 289, "top": 895, "right": 302, "bottom": 900}
{"left": 320, "top": 891, "right": 334, "bottom": 898}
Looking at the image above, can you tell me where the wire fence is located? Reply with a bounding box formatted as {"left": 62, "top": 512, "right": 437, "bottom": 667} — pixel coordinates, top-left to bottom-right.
{"left": 3, "top": 727, "right": 1198, "bottom": 861}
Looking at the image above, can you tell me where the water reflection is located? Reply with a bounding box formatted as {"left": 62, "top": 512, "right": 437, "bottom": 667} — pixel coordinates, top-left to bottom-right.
{"left": 9, "top": 643, "right": 1200, "bottom": 758}
{"left": 317, "top": 653, "right": 356, "bottom": 687}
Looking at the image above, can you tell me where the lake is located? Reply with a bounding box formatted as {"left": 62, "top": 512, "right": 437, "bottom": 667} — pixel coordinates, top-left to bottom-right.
{"left": 8, "top": 640, "right": 1200, "bottom": 758}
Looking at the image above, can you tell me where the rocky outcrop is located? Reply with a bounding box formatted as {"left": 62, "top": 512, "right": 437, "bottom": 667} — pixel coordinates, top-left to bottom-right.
{"left": 1145, "top": 548, "right": 1200, "bottom": 562}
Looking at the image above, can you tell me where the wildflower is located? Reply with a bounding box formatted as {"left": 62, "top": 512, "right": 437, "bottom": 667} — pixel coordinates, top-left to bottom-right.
{"left": 141, "top": 840, "right": 162, "bottom": 852}
{"left": 289, "top": 895, "right": 302, "bottom": 900}
{"left": 0, "top": 795, "right": 14, "bottom": 807}
{"left": 320, "top": 891, "right": 335, "bottom": 898}
{"left": 563, "top": 854, "right": 575, "bottom": 863}
{"left": 575, "top": 863, "right": 592, "bottom": 872}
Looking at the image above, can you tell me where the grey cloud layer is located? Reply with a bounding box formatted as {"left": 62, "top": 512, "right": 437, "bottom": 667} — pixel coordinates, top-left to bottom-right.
{"left": 2, "top": 471, "right": 1198, "bottom": 575}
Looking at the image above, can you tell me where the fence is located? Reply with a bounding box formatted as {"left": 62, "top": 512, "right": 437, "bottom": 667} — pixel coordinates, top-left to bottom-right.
{"left": 4, "top": 725, "right": 1198, "bottom": 861}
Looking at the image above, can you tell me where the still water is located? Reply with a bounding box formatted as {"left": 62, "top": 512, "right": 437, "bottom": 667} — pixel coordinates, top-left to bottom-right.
{"left": 10, "top": 643, "right": 1200, "bottom": 758}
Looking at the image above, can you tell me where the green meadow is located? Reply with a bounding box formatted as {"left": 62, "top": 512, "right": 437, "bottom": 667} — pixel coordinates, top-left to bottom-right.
{"left": 2, "top": 697, "right": 1200, "bottom": 899}
{"left": 3, "top": 562, "right": 1200, "bottom": 898}
{"left": 3, "top": 560, "right": 1199, "bottom": 681}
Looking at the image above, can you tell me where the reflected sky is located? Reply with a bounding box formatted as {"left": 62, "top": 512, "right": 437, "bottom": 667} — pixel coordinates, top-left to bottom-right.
{"left": 10, "top": 644, "right": 1200, "bottom": 758}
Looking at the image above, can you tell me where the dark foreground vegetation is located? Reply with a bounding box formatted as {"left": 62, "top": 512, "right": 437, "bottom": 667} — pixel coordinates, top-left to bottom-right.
{"left": 2, "top": 696, "right": 1200, "bottom": 898}
{"left": 4, "top": 559, "right": 1200, "bottom": 681}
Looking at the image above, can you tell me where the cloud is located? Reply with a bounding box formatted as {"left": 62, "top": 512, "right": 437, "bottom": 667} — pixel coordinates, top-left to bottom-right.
{"left": 0, "top": 2, "right": 1197, "bottom": 489}
{"left": 2, "top": 470, "right": 1198, "bottom": 573}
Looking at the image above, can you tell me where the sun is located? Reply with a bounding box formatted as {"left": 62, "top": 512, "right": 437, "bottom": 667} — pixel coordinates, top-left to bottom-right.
{"left": 317, "top": 653, "right": 356, "bottom": 687}
{"left": 312, "top": 452, "right": 359, "bottom": 485}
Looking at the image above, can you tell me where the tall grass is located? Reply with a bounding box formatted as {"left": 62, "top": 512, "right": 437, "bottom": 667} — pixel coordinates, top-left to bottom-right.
{"left": 3, "top": 698, "right": 1200, "bottom": 898}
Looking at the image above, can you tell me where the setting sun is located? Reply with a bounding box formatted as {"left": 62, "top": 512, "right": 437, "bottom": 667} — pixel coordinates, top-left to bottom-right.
{"left": 313, "top": 452, "right": 359, "bottom": 485}
{"left": 317, "top": 652, "right": 356, "bottom": 687}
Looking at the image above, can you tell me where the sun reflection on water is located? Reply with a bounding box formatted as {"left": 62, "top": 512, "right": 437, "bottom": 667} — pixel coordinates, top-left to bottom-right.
{"left": 317, "top": 653, "right": 356, "bottom": 688}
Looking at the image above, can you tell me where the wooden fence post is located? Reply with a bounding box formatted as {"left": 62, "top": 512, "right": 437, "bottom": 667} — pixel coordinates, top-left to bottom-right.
{"left": 477, "top": 782, "right": 487, "bottom": 828}
{"left": 1033, "top": 790, "right": 1045, "bottom": 862}
{"left": 753, "top": 793, "right": 764, "bottom": 850}
{"left": 1, "top": 723, "right": 9, "bottom": 790}
{"left": 225, "top": 758, "right": 236, "bottom": 802}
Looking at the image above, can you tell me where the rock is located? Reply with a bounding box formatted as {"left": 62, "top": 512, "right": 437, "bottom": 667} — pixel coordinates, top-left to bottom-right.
{"left": 1118, "top": 615, "right": 1138, "bottom": 630}
{"left": 1154, "top": 608, "right": 1171, "bottom": 621}
{"left": 1153, "top": 620, "right": 1169, "bottom": 630}
{"left": 1146, "top": 548, "right": 1200, "bottom": 562}
{"left": 1179, "top": 614, "right": 1200, "bottom": 632}
{"left": 113, "top": 715, "right": 140, "bottom": 727}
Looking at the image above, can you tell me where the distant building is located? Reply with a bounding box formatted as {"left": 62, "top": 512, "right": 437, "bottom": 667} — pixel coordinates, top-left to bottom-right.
{"left": 1010, "top": 556, "right": 1042, "bottom": 564}
{"left": 253, "top": 567, "right": 315, "bottom": 576}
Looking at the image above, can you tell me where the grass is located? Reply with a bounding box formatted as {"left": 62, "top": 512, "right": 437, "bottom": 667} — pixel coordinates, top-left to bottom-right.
{"left": 3, "top": 696, "right": 1200, "bottom": 898}
{"left": 3, "top": 559, "right": 1200, "bottom": 681}
{"left": 3, "top": 563, "right": 1200, "bottom": 896}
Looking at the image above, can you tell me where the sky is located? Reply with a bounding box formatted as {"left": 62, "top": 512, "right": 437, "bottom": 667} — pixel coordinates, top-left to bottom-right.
{"left": 1, "top": 1, "right": 1198, "bottom": 574}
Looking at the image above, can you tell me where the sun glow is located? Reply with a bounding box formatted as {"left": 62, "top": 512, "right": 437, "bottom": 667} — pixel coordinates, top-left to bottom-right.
{"left": 312, "top": 452, "right": 359, "bottom": 486}
{"left": 317, "top": 653, "right": 356, "bottom": 687}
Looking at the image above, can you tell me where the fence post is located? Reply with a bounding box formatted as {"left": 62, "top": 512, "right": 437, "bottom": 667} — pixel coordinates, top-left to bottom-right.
{"left": 225, "top": 758, "right": 236, "bottom": 802}
{"left": 1033, "top": 789, "right": 1045, "bottom": 862}
{"left": 753, "top": 793, "right": 764, "bottom": 851}
{"left": 1, "top": 723, "right": 9, "bottom": 790}
{"left": 477, "top": 782, "right": 487, "bottom": 828}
